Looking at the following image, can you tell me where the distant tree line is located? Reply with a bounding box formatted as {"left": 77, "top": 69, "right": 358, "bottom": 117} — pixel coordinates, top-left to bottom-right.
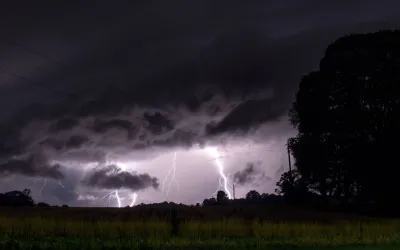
{"left": 0, "top": 188, "right": 68, "bottom": 208}
{"left": 202, "top": 190, "right": 284, "bottom": 206}
{"left": 0, "top": 187, "right": 285, "bottom": 208}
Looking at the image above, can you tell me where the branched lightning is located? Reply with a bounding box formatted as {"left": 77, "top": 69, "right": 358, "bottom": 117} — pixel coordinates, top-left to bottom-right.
{"left": 161, "top": 151, "right": 180, "bottom": 199}
{"left": 97, "top": 160, "right": 140, "bottom": 208}
{"left": 34, "top": 176, "right": 75, "bottom": 200}
{"left": 101, "top": 190, "right": 122, "bottom": 208}
{"left": 206, "top": 147, "right": 232, "bottom": 199}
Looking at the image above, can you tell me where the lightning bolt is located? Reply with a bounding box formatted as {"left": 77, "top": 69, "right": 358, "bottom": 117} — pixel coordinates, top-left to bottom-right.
{"left": 40, "top": 177, "right": 47, "bottom": 196}
{"left": 161, "top": 151, "right": 180, "bottom": 199}
{"left": 130, "top": 192, "right": 138, "bottom": 206}
{"left": 97, "top": 160, "right": 140, "bottom": 208}
{"left": 100, "top": 192, "right": 112, "bottom": 205}
{"left": 58, "top": 181, "right": 66, "bottom": 189}
{"left": 101, "top": 190, "right": 122, "bottom": 208}
{"left": 206, "top": 147, "right": 232, "bottom": 199}
{"left": 57, "top": 180, "right": 77, "bottom": 196}
{"left": 114, "top": 190, "right": 121, "bottom": 208}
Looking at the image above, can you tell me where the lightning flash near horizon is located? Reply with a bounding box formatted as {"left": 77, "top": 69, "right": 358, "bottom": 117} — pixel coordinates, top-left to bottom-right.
{"left": 130, "top": 192, "right": 138, "bottom": 206}
{"left": 40, "top": 177, "right": 47, "bottom": 196}
{"left": 100, "top": 190, "right": 138, "bottom": 208}
{"left": 205, "top": 147, "right": 233, "bottom": 199}
{"left": 101, "top": 190, "right": 122, "bottom": 208}
{"left": 161, "top": 151, "right": 180, "bottom": 199}
{"left": 98, "top": 161, "right": 139, "bottom": 208}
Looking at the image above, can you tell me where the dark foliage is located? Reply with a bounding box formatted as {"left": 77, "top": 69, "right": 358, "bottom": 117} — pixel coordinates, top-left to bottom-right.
{"left": 202, "top": 190, "right": 284, "bottom": 206}
{"left": 0, "top": 189, "right": 34, "bottom": 207}
{"left": 37, "top": 202, "right": 51, "bottom": 207}
{"left": 283, "top": 29, "right": 400, "bottom": 212}
{"left": 216, "top": 190, "right": 229, "bottom": 204}
{"left": 246, "top": 190, "right": 261, "bottom": 201}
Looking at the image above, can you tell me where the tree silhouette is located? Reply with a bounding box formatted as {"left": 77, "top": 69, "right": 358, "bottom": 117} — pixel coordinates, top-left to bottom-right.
{"left": 245, "top": 190, "right": 261, "bottom": 202}
{"left": 216, "top": 190, "right": 229, "bottom": 204}
{"left": 0, "top": 189, "right": 34, "bottom": 207}
{"left": 37, "top": 202, "right": 51, "bottom": 207}
{"left": 202, "top": 197, "right": 217, "bottom": 206}
{"left": 288, "top": 29, "right": 400, "bottom": 206}
{"left": 276, "top": 169, "right": 310, "bottom": 204}
{"left": 22, "top": 188, "right": 31, "bottom": 197}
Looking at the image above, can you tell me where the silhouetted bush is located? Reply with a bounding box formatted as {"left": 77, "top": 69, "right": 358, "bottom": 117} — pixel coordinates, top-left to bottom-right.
{"left": 37, "top": 202, "right": 51, "bottom": 207}
{"left": 0, "top": 189, "right": 34, "bottom": 207}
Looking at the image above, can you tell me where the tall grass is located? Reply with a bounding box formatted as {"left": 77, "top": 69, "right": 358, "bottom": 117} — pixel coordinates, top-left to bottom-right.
{"left": 180, "top": 219, "right": 400, "bottom": 245}
{"left": 0, "top": 216, "right": 399, "bottom": 249}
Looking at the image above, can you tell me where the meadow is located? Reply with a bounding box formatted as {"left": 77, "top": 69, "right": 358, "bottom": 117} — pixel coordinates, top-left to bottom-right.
{"left": 0, "top": 205, "right": 399, "bottom": 250}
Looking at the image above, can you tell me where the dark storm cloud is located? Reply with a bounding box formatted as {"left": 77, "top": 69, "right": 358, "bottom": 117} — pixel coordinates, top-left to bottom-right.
{"left": 0, "top": 124, "right": 26, "bottom": 158}
{"left": 40, "top": 138, "right": 63, "bottom": 151}
{"left": 206, "top": 99, "right": 285, "bottom": 135}
{"left": 144, "top": 112, "right": 174, "bottom": 135}
{"left": 91, "top": 119, "right": 134, "bottom": 134}
{"left": 40, "top": 135, "right": 89, "bottom": 151}
{"left": 83, "top": 165, "right": 159, "bottom": 191}
{"left": 233, "top": 162, "right": 269, "bottom": 186}
{"left": 194, "top": 29, "right": 273, "bottom": 89}
{"left": 0, "top": 0, "right": 398, "bottom": 168}
{"left": 151, "top": 129, "right": 204, "bottom": 149}
{"left": 65, "top": 135, "right": 90, "bottom": 149}
{"left": 48, "top": 117, "right": 80, "bottom": 133}
{"left": 0, "top": 154, "right": 64, "bottom": 179}
{"left": 57, "top": 149, "right": 107, "bottom": 164}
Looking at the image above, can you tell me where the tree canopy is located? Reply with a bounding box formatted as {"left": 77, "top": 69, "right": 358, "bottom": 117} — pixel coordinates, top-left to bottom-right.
{"left": 0, "top": 189, "right": 34, "bottom": 207}
{"left": 245, "top": 190, "right": 261, "bottom": 201}
{"left": 288, "top": 29, "right": 400, "bottom": 206}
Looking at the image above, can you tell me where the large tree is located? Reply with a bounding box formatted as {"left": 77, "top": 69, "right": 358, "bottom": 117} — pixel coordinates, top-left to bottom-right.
{"left": 289, "top": 29, "right": 400, "bottom": 205}
{"left": 275, "top": 169, "right": 309, "bottom": 202}
{"left": 245, "top": 190, "right": 261, "bottom": 202}
{"left": 216, "top": 190, "right": 229, "bottom": 205}
{"left": 0, "top": 189, "right": 34, "bottom": 207}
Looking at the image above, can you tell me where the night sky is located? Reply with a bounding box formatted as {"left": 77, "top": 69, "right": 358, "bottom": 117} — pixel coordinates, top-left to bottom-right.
{"left": 0, "top": 1, "right": 399, "bottom": 207}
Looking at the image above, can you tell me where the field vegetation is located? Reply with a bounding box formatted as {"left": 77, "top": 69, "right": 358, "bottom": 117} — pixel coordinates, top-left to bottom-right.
{"left": 0, "top": 206, "right": 399, "bottom": 250}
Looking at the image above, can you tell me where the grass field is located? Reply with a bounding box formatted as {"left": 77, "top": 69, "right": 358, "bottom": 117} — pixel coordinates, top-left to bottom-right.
{"left": 0, "top": 206, "right": 399, "bottom": 250}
